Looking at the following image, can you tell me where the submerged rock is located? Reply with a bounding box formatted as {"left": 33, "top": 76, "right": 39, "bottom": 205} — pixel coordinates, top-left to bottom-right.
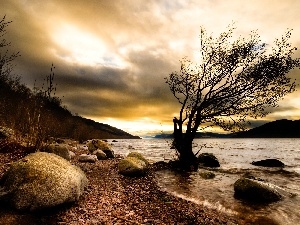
{"left": 0, "top": 152, "right": 87, "bottom": 211}
{"left": 251, "top": 159, "right": 285, "bottom": 167}
{"left": 199, "top": 171, "right": 215, "bottom": 179}
{"left": 197, "top": 153, "right": 220, "bottom": 167}
{"left": 234, "top": 178, "right": 282, "bottom": 203}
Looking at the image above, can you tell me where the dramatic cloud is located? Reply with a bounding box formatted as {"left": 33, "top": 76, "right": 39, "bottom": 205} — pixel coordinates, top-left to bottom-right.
{"left": 1, "top": 0, "right": 300, "bottom": 135}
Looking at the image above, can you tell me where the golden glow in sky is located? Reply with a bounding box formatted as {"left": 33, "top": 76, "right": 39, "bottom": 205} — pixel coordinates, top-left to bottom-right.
{"left": 2, "top": 0, "right": 300, "bottom": 136}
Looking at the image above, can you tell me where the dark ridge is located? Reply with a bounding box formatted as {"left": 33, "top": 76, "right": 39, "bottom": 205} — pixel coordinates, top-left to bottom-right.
{"left": 75, "top": 116, "right": 141, "bottom": 139}
{"left": 233, "top": 119, "right": 300, "bottom": 138}
{"left": 154, "top": 119, "right": 300, "bottom": 139}
{"left": 0, "top": 69, "right": 140, "bottom": 141}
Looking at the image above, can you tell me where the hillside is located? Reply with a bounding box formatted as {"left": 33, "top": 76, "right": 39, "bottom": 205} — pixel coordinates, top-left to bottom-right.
{"left": 75, "top": 116, "right": 140, "bottom": 139}
{"left": 154, "top": 132, "right": 230, "bottom": 139}
{"left": 233, "top": 119, "right": 300, "bottom": 138}
{"left": 154, "top": 119, "right": 300, "bottom": 139}
{"left": 0, "top": 69, "right": 139, "bottom": 143}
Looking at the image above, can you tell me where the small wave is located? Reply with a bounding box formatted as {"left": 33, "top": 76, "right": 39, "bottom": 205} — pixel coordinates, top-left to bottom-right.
{"left": 169, "top": 191, "right": 238, "bottom": 216}
{"left": 149, "top": 146, "right": 163, "bottom": 149}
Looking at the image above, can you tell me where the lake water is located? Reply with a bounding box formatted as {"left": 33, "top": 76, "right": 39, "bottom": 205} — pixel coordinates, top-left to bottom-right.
{"left": 109, "top": 138, "right": 300, "bottom": 225}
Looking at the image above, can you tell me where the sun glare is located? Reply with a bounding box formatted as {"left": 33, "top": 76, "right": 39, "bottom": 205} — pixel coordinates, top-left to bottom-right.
{"left": 52, "top": 24, "right": 125, "bottom": 67}
{"left": 91, "top": 117, "right": 174, "bottom": 137}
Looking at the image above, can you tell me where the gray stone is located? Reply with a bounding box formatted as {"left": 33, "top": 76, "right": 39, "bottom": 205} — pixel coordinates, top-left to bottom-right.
{"left": 93, "top": 150, "right": 107, "bottom": 160}
{"left": 78, "top": 154, "right": 97, "bottom": 163}
{"left": 0, "top": 152, "right": 87, "bottom": 211}
{"left": 43, "top": 144, "right": 71, "bottom": 161}
{"left": 69, "top": 151, "right": 76, "bottom": 159}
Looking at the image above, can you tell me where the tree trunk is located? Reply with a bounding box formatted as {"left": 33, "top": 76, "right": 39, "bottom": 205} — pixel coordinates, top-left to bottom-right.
{"left": 173, "top": 118, "right": 198, "bottom": 171}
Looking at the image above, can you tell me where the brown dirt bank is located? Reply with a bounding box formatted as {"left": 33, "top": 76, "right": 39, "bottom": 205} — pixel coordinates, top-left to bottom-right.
{"left": 0, "top": 147, "right": 238, "bottom": 225}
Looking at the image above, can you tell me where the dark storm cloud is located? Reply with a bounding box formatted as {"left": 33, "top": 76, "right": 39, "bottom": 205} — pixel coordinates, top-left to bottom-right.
{"left": 1, "top": 0, "right": 300, "bottom": 134}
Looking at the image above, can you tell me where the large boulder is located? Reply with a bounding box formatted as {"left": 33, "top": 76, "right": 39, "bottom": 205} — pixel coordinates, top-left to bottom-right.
{"left": 251, "top": 159, "right": 285, "bottom": 167}
{"left": 0, "top": 152, "right": 88, "bottom": 211}
{"left": 234, "top": 178, "right": 282, "bottom": 203}
{"left": 197, "top": 153, "right": 220, "bottom": 167}
{"left": 43, "top": 144, "right": 71, "bottom": 161}
{"left": 118, "top": 157, "right": 148, "bottom": 176}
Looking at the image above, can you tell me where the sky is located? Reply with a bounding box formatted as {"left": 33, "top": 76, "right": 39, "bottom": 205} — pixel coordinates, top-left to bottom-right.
{"left": 1, "top": 0, "right": 300, "bottom": 136}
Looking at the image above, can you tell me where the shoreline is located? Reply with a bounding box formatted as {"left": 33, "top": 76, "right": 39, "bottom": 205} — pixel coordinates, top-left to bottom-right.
{"left": 0, "top": 146, "right": 238, "bottom": 225}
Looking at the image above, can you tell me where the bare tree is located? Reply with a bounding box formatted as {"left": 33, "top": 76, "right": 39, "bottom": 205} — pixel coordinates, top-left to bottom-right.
{"left": 0, "top": 15, "right": 20, "bottom": 76}
{"left": 165, "top": 26, "right": 300, "bottom": 171}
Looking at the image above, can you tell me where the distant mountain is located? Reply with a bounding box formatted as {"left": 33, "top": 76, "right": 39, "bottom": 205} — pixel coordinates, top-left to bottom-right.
{"left": 154, "top": 132, "right": 231, "bottom": 139}
{"left": 233, "top": 119, "right": 300, "bottom": 138}
{"left": 76, "top": 117, "right": 140, "bottom": 139}
{"left": 154, "top": 119, "right": 300, "bottom": 139}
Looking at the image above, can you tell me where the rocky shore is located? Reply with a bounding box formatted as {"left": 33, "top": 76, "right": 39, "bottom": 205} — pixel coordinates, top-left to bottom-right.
{"left": 0, "top": 144, "right": 238, "bottom": 225}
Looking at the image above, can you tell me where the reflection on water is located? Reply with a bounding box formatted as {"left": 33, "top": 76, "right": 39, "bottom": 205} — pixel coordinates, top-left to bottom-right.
{"left": 110, "top": 138, "right": 300, "bottom": 225}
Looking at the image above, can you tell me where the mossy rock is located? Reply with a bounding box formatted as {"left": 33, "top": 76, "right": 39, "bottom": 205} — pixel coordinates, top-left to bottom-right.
{"left": 0, "top": 152, "right": 88, "bottom": 211}
{"left": 118, "top": 157, "right": 147, "bottom": 176}
{"left": 127, "top": 152, "right": 149, "bottom": 166}
{"left": 87, "top": 142, "right": 97, "bottom": 152}
{"left": 88, "top": 140, "right": 114, "bottom": 158}
{"left": 94, "top": 140, "right": 112, "bottom": 151}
